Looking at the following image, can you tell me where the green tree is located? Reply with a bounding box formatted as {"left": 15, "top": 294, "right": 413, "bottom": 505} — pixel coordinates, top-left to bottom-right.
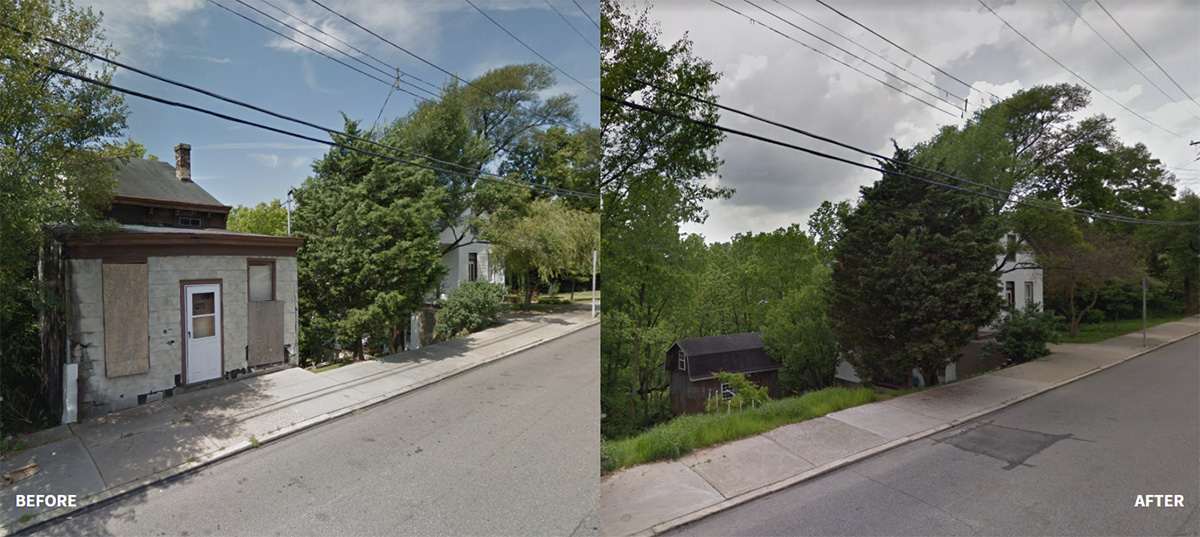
{"left": 227, "top": 199, "right": 287, "bottom": 236}
{"left": 600, "top": 0, "right": 727, "bottom": 439}
{"left": 1, "top": 0, "right": 134, "bottom": 428}
{"left": 483, "top": 198, "right": 599, "bottom": 306}
{"left": 832, "top": 147, "right": 1003, "bottom": 387}
{"left": 435, "top": 63, "right": 580, "bottom": 254}
{"left": 294, "top": 119, "right": 447, "bottom": 361}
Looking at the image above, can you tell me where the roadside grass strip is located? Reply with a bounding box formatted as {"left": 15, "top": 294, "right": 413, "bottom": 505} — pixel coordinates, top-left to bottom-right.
{"left": 1058, "top": 316, "right": 1187, "bottom": 344}
{"left": 602, "top": 387, "right": 877, "bottom": 472}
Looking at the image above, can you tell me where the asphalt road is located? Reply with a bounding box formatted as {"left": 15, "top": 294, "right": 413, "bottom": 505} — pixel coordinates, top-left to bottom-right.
{"left": 668, "top": 335, "right": 1200, "bottom": 537}
{"left": 31, "top": 324, "right": 600, "bottom": 537}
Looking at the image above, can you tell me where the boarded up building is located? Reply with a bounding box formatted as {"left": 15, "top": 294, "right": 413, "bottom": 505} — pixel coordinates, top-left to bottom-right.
{"left": 666, "top": 332, "right": 783, "bottom": 415}
{"left": 45, "top": 144, "right": 304, "bottom": 418}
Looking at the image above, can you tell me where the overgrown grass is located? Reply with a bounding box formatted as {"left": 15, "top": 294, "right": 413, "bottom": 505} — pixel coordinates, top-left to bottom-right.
{"left": 1059, "top": 316, "right": 1188, "bottom": 344}
{"left": 602, "top": 387, "right": 877, "bottom": 473}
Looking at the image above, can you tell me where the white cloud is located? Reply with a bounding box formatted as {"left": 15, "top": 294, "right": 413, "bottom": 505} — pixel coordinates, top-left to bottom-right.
{"left": 249, "top": 153, "right": 280, "bottom": 168}
{"left": 182, "top": 55, "right": 232, "bottom": 64}
{"left": 650, "top": 0, "right": 1200, "bottom": 243}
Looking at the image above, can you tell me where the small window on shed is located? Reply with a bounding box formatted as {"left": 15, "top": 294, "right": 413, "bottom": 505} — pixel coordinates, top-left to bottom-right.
{"left": 720, "top": 382, "right": 735, "bottom": 400}
{"left": 178, "top": 216, "right": 202, "bottom": 227}
{"left": 248, "top": 261, "right": 275, "bottom": 302}
{"left": 678, "top": 356, "right": 686, "bottom": 371}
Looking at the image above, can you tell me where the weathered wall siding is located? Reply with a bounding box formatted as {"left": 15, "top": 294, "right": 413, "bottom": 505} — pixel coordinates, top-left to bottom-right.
{"left": 150, "top": 255, "right": 249, "bottom": 374}
{"left": 68, "top": 259, "right": 105, "bottom": 407}
{"left": 72, "top": 254, "right": 299, "bottom": 417}
{"left": 102, "top": 264, "right": 150, "bottom": 377}
{"left": 276, "top": 258, "right": 299, "bottom": 356}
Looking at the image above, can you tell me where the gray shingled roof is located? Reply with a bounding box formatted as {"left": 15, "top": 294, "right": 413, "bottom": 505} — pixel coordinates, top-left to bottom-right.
{"left": 114, "top": 159, "right": 225, "bottom": 207}
{"left": 666, "top": 332, "right": 783, "bottom": 381}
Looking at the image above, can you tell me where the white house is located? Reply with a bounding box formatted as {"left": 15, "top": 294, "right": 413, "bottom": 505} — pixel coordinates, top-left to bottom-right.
{"left": 406, "top": 212, "right": 506, "bottom": 350}
{"left": 436, "top": 220, "right": 504, "bottom": 298}
{"left": 834, "top": 233, "right": 1044, "bottom": 387}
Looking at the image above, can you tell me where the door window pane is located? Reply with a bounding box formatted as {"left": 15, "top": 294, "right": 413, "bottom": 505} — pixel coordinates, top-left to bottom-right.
{"left": 193, "top": 292, "right": 215, "bottom": 315}
{"left": 193, "top": 315, "right": 216, "bottom": 338}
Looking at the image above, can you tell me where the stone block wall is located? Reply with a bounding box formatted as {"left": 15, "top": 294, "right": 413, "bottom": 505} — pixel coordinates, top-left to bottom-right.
{"left": 69, "top": 255, "right": 299, "bottom": 418}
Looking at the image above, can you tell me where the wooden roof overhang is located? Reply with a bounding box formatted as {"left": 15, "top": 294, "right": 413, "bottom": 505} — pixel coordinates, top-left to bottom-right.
{"left": 63, "top": 230, "right": 303, "bottom": 263}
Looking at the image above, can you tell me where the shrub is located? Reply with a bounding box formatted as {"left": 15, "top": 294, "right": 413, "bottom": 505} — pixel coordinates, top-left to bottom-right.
{"left": 984, "top": 303, "right": 1063, "bottom": 364}
{"left": 704, "top": 372, "right": 771, "bottom": 413}
{"left": 435, "top": 282, "right": 506, "bottom": 340}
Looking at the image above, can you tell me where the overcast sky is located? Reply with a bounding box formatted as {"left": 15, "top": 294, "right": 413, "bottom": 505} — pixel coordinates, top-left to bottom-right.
{"left": 643, "top": 0, "right": 1200, "bottom": 243}
{"left": 79, "top": 0, "right": 600, "bottom": 208}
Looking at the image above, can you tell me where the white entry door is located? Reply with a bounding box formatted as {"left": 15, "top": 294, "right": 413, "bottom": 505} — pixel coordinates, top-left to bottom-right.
{"left": 185, "top": 284, "right": 222, "bottom": 383}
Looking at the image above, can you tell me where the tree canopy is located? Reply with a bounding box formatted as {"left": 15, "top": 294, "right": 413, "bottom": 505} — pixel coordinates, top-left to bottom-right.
{"left": 1, "top": 0, "right": 134, "bottom": 428}
{"left": 832, "top": 147, "right": 1003, "bottom": 387}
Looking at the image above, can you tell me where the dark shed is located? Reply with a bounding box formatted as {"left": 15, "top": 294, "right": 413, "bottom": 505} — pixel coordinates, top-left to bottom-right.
{"left": 665, "top": 332, "right": 783, "bottom": 415}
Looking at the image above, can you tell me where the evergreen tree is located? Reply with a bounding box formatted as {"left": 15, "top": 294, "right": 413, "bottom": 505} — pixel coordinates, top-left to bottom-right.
{"left": 831, "top": 147, "right": 1003, "bottom": 387}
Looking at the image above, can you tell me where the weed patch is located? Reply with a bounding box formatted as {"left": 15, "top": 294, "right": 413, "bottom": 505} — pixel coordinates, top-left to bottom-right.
{"left": 602, "top": 387, "right": 877, "bottom": 472}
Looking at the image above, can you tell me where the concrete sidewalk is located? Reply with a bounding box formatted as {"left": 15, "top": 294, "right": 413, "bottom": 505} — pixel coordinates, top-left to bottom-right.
{"left": 1, "top": 307, "right": 599, "bottom": 535}
{"left": 600, "top": 317, "right": 1200, "bottom": 537}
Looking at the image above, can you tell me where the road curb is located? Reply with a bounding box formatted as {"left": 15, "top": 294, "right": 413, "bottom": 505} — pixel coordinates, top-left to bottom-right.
{"left": 632, "top": 327, "right": 1198, "bottom": 537}
{"left": 4, "top": 314, "right": 600, "bottom": 537}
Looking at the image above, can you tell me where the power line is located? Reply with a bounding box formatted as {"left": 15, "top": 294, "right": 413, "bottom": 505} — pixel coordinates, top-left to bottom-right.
{"left": 464, "top": 0, "right": 599, "bottom": 97}
{"left": 708, "top": 0, "right": 960, "bottom": 119}
{"left": 572, "top": 0, "right": 600, "bottom": 30}
{"left": 743, "top": 0, "right": 965, "bottom": 108}
{"left": 619, "top": 73, "right": 1188, "bottom": 225}
{"left": 307, "top": 0, "right": 580, "bottom": 132}
{"left": 767, "top": 0, "right": 966, "bottom": 104}
{"left": 10, "top": 53, "right": 597, "bottom": 200}
{"left": 1059, "top": 0, "right": 1200, "bottom": 122}
{"left": 623, "top": 74, "right": 1009, "bottom": 198}
{"left": 1094, "top": 0, "right": 1200, "bottom": 111}
{"left": 206, "top": 0, "right": 415, "bottom": 97}
{"left": 601, "top": 92, "right": 1197, "bottom": 226}
{"left": 259, "top": 0, "right": 441, "bottom": 93}
{"left": 243, "top": 0, "right": 439, "bottom": 98}
{"left": 811, "top": 0, "right": 1000, "bottom": 104}
{"left": 978, "top": 0, "right": 1188, "bottom": 141}
{"left": 11, "top": 25, "right": 510, "bottom": 189}
{"left": 545, "top": 0, "right": 599, "bottom": 54}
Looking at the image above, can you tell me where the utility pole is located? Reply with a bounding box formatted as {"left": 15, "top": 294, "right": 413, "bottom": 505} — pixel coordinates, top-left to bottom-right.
{"left": 286, "top": 188, "right": 293, "bottom": 237}
{"left": 1143, "top": 276, "right": 1148, "bottom": 347}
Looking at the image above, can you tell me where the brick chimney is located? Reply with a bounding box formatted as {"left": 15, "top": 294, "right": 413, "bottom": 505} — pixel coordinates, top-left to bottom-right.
{"left": 174, "top": 143, "right": 191, "bottom": 182}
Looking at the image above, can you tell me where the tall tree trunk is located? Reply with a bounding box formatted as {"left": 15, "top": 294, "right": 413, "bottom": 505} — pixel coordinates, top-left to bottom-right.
{"left": 922, "top": 365, "right": 940, "bottom": 387}
{"left": 631, "top": 330, "right": 640, "bottom": 432}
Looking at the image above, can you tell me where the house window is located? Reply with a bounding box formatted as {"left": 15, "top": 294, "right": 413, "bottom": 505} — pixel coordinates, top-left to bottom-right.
{"left": 720, "top": 382, "right": 735, "bottom": 400}
{"left": 678, "top": 356, "right": 686, "bottom": 371}
{"left": 468, "top": 253, "right": 478, "bottom": 282}
{"left": 1024, "top": 281, "right": 1034, "bottom": 306}
{"left": 1005, "top": 233, "right": 1017, "bottom": 262}
{"left": 248, "top": 261, "right": 275, "bottom": 302}
{"left": 1005, "top": 281, "right": 1016, "bottom": 307}
{"left": 178, "top": 217, "right": 202, "bottom": 227}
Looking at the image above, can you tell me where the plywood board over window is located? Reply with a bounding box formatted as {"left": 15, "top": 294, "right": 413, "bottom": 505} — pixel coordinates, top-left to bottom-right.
{"left": 103, "top": 263, "right": 150, "bottom": 377}
{"left": 247, "top": 259, "right": 282, "bottom": 367}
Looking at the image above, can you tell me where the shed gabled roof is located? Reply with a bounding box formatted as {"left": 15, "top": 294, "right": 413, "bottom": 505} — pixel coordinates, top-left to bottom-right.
{"left": 114, "top": 159, "right": 225, "bottom": 208}
{"left": 666, "top": 332, "right": 782, "bottom": 381}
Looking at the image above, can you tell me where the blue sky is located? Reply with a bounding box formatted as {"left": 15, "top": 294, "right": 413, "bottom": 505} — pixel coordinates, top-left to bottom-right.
{"left": 80, "top": 0, "right": 600, "bottom": 208}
